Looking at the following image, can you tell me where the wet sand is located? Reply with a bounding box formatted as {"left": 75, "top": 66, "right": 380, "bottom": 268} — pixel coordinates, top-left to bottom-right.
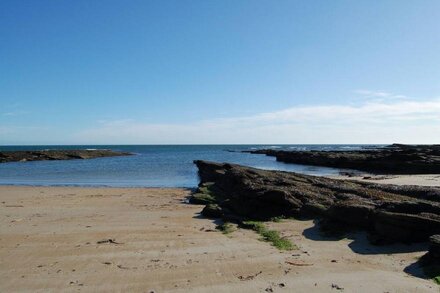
{"left": 0, "top": 185, "right": 437, "bottom": 292}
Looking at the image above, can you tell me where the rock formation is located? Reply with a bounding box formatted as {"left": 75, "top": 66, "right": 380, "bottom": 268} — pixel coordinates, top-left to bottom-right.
{"left": 245, "top": 144, "right": 440, "bottom": 174}
{"left": 193, "top": 160, "right": 440, "bottom": 243}
{"left": 429, "top": 235, "right": 440, "bottom": 260}
{"left": 0, "top": 149, "right": 132, "bottom": 163}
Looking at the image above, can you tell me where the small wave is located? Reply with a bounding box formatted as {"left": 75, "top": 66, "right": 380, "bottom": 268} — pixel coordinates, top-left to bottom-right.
{"left": 288, "top": 147, "right": 306, "bottom": 151}
{"left": 339, "top": 146, "right": 358, "bottom": 149}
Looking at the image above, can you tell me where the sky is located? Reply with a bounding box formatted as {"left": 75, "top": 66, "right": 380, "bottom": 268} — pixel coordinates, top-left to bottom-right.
{"left": 1, "top": 0, "right": 439, "bottom": 145}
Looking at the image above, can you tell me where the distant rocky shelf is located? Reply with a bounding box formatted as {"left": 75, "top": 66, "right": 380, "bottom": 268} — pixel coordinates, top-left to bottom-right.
{"left": 244, "top": 144, "right": 440, "bottom": 174}
{"left": 0, "top": 149, "right": 132, "bottom": 163}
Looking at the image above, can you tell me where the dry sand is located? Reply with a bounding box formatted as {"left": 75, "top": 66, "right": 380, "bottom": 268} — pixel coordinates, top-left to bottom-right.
{"left": 0, "top": 185, "right": 437, "bottom": 292}
{"left": 329, "top": 174, "right": 440, "bottom": 187}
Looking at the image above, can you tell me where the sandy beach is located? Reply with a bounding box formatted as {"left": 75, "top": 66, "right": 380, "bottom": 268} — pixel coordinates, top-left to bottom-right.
{"left": 3, "top": 0, "right": 439, "bottom": 290}
{"left": 330, "top": 174, "right": 440, "bottom": 187}
{"left": 0, "top": 185, "right": 437, "bottom": 292}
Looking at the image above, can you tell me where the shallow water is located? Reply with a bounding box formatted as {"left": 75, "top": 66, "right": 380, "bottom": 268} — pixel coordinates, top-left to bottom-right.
{"left": 0, "top": 145, "right": 378, "bottom": 187}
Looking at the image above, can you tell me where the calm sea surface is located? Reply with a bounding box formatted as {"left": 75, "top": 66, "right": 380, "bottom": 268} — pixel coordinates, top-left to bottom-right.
{"left": 0, "top": 145, "right": 379, "bottom": 187}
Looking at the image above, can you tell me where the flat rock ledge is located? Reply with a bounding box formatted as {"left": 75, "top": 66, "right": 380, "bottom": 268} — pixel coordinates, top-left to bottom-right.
{"left": 245, "top": 144, "right": 440, "bottom": 174}
{"left": 192, "top": 160, "right": 440, "bottom": 244}
{"left": 0, "top": 149, "right": 132, "bottom": 163}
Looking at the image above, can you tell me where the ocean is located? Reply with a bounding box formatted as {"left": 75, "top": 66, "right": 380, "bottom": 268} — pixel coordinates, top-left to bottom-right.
{"left": 0, "top": 145, "right": 378, "bottom": 187}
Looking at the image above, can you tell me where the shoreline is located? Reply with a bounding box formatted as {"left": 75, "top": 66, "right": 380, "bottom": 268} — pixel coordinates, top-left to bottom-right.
{"left": 2, "top": 173, "right": 440, "bottom": 189}
{"left": 0, "top": 184, "right": 196, "bottom": 190}
{"left": 0, "top": 185, "right": 437, "bottom": 292}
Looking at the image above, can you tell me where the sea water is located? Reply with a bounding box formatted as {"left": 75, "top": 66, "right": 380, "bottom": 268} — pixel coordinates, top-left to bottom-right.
{"left": 0, "top": 145, "right": 379, "bottom": 187}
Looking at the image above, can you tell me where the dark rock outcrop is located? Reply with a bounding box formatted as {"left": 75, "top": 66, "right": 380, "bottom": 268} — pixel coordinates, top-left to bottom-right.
{"left": 193, "top": 160, "right": 440, "bottom": 243}
{"left": 429, "top": 235, "right": 440, "bottom": 260}
{"left": 245, "top": 144, "right": 440, "bottom": 174}
{"left": 0, "top": 149, "right": 132, "bottom": 163}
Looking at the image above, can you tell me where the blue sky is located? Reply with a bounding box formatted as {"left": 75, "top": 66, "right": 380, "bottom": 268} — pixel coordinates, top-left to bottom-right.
{"left": 1, "top": 0, "right": 439, "bottom": 144}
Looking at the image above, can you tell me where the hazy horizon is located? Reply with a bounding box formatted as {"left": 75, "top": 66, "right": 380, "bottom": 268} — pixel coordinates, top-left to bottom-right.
{"left": 1, "top": 143, "right": 387, "bottom": 147}
{"left": 1, "top": 0, "right": 439, "bottom": 145}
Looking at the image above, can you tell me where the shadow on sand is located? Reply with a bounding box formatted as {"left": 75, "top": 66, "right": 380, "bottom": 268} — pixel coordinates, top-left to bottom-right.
{"left": 302, "top": 219, "right": 433, "bottom": 282}
{"left": 403, "top": 257, "right": 428, "bottom": 279}
{"left": 302, "top": 219, "right": 429, "bottom": 254}
{"left": 192, "top": 210, "right": 435, "bottom": 283}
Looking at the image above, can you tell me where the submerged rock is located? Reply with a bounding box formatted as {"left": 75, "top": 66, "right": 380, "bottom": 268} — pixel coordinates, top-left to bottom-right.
{"left": 245, "top": 144, "right": 440, "bottom": 174}
{"left": 193, "top": 160, "right": 440, "bottom": 243}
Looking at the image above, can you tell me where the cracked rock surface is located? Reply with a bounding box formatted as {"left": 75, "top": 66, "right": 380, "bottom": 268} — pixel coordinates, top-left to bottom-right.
{"left": 194, "top": 160, "right": 440, "bottom": 243}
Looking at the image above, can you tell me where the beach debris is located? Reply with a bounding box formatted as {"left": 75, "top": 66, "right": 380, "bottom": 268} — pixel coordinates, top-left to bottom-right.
{"left": 96, "top": 238, "right": 123, "bottom": 245}
{"left": 69, "top": 280, "right": 83, "bottom": 286}
{"left": 331, "top": 283, "right": 344, "bottom": 290}
{"left": 101, "top": 262, "right": 136, "bottom": 270}
{"left": 285, "top": 261, "right": 313, "bottom": 266}
{"left": 265, "top": 282, "right": 285, "bottom": 292}
{"left": 237, "top": 271, "right": 262, "bottom": 281}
